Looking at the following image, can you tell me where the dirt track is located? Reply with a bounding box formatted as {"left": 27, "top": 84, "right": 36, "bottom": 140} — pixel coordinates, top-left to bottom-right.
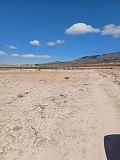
{"left": 0, "top": 68, "right": 120, "bottom": 160}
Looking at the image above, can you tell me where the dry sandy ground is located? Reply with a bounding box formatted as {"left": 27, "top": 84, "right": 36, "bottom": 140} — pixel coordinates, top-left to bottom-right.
{"left": 0, "top": 68, "right": 120, "bottom": 160}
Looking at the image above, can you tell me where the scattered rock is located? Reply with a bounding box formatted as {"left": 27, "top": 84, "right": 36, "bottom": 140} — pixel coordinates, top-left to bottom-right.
{"left": 64, "top": 76, "right": 69, "bottom": 80}
{"left": 51, "top": 97, "right": 56, "bottom": 101}
{"left": 46, "top": 136, "right": 51, "bottom": 141}
{"left": 79, "top": 88, "right": 87, "bottom": 92}
{"left": 0, "top": 147, "right": 3, "bottom": 154}
{"left": 118, "top": 81, "right": 120, "bottom": 85}
{"left": 114, "top": 80, "right": 117, "bottom": 82}
{"left": 40, "top": 104, "right": 46, "bottom": 110}
{"left": 25, "top": 90, "right": 29, "bottom": 94}
{"left": 17, "top": 93, "right": 24, "bottom": 98}
{"left": 60, "top": 94, "right": 65, "bottom": 97}
{"left": 41, "top": 112, "right": 46, "bottom": 118}
{"left": 13, "top": 126, "right": 22, "bottom": 132}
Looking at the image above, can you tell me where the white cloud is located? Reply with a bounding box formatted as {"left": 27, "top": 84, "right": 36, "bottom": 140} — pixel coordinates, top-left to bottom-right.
{"left": 101, "top": 24, "right": 120, "bottom": 38}
{"left": 10, "top": 53, "right": 51, "bottom": 58}
{"left": 47, "top": 42, "right": 56, "bottom": 46}
{"left": 5, "top": 45, "right": 18, "bottom": 49}
{"left": 30, "top": 40, "right": 41, "bottom": 46}
{"left": 47, "top": 40, "right": 65, "bottom": 46}
{"left": 11, "top": 54, "right": 20, "bottom": 57}
{"left": 65, "top": 23, "right": 100, "bottom": 35}
{"left": 0, "top": 51, "right": 7, "bottom": 56}
{"left": 56, "top": 40, "right": 65, "bottom": 44}
{"left": 21, "top": 54, "right": 51, "bottom": 58}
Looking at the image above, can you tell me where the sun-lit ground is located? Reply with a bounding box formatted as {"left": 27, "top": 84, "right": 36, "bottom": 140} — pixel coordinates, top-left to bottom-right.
{"left": 0, "top": 68, "right": 120, "bottom": 160}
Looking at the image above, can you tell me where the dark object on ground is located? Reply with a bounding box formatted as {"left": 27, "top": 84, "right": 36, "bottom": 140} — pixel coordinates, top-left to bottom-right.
{"left": 104, "top": 134, "right": 120, "bottom": 160}
{"left": 64, "top": 76, "right": 69, "bottom": 80}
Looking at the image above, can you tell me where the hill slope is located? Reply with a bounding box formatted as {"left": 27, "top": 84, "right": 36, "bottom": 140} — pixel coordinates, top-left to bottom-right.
{"left": 70, "top": 52, "right": 120, "bottom": 64}
{"left": 39, "top": 52, "right": 120, "bottom": 66}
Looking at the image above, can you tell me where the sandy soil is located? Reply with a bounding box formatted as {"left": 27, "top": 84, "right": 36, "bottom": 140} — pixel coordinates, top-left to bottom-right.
{"left": 0, "top": 68, "right": 120, "bottom": 160}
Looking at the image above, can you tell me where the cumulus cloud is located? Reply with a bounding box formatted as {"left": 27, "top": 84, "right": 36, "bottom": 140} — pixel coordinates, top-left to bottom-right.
{"left": 56, "top": 40, "right": 65, "bottom": 44}
{"left": 101, "top": 24, "right": 120, "bottom": 38}
{"left": 11, "top": 54, "right": 20, "bottom": 57}
{"left": 65, "top": 23, "right": 100, "bottom": 35}
{"left": 47, "top": 42, "right": 56, "bottom": 47}
{"left": 30, "top": 40, "right": 41, "bottom": 46}
{"left": 21, "top": 54, "right": 51, "bottom": 58}
{"left": 47, "top": 40, "right": 65, "bottom": 46}
{"left": 5, "top": 45, "right": 17, "bottom": 49}
{"left": 10, "top": 53, "right": 51, "bottom": 58}
{"left": 0, "top": 51, "right": 7, "bottom": 56}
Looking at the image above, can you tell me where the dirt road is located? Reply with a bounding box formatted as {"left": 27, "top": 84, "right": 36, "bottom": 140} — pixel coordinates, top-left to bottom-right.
{"left": 0, "top": 69, "right": 120, "bottom": 160}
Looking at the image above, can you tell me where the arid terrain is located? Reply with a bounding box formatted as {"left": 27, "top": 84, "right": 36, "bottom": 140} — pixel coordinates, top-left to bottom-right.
{"left": 0, "top": 68, "right": 120, "bottom": 160}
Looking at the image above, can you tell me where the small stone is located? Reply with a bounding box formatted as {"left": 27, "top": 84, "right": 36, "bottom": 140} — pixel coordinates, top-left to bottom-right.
{"left": 79, "top": 88, "right": 87, "bottom": 92}
{"left": 17, "top": 93, "right": 24, "bottom": 98}
{"left": 40, "top": 105, "right": 46, "bottom": 110}
{"left": 64, "top": 76, "right": 69, "bottom": 80}
{"left": 0, "top": 147, "right": 3, "bottom": 154}
{"left": 13, "top": 126, "right": 22, "bottom": 132}
{"left": 82, "top": 88, "right": 87, "bottom": 91}
{"left": 25, "top": 90, "right": 29, "bottom": 94}
{"left": 60, "top": 94, "right": 64, "bottom": 97}
{"left": 118, "top": 81, "right": 120, "bottom": 85}
{"left": 46, "top": 136, "right": 51, "bottom": 141}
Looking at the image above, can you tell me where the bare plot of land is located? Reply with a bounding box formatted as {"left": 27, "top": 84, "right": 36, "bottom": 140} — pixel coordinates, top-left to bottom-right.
{"left": 0, "top": 68, "right": 120, "bottom": 160}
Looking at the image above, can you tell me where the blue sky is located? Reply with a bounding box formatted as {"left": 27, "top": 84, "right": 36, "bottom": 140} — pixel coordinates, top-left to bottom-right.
{"left": 0, "top": 0, "right": 120, "bottom": 64}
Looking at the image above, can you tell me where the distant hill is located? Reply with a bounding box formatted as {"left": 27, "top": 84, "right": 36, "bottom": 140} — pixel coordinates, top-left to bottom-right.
{"left": 39, "top": 52, "right": 120, "bottom": 66}
{"left": 0, "top": 52, "right": 120, "bottom": 68}
{"left": 70, "top": 52, "right": 120, "bottom": 64}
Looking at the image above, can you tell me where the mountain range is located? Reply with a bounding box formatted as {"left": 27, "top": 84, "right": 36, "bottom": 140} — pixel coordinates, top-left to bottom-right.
{"left": 39, "top": 52, "right": 120, "bottom": 66}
